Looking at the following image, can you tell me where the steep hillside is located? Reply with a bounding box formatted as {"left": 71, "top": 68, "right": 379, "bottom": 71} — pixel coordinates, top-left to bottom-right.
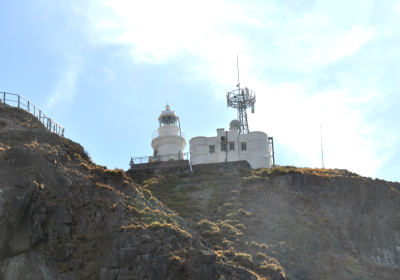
{"left": 2, "top": 103, "right": 399, "bottom": 279}
{"left": 140, "top": 167, "right": 400, "bottom": 279}
{"left": 0, "top": 104, "right": 259, "bottom": 280}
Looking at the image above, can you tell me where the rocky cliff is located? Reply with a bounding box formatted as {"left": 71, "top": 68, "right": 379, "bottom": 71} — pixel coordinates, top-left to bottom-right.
{"left": 0, "top": 104, "right": 258, "bottom": 280}
{"left": 1, "top": 104, "right": 400, "bottom": 280}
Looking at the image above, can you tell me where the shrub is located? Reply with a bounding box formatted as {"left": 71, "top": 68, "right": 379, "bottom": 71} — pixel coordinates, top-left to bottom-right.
{"left": 62, "top": 138, "right": 91, "bottom": 161}
{"left": 222, "top": 249, "right": 236, "bottom": 259}
{"left": 103, "top": 168, "right": 132, "bottom": 183}
{"left": 235, "top": 224, "right": 246, "bottom": 230}
{"left": 222, "top": 239, "right": 232, "bottom": 248}
{"left": 196, "top": 219, "right": 218, "bottom": 231}
{"left": 256, "top": 252, "right": 267, "bottom": 260}
{"left": 220, "top": 223, "right": 235, "bottom": 231}
{"left": 233, "top": 253, "right": 253, "bottom": 269}
{"left": 259, "top": 262, "right": 281, "bottom": 274}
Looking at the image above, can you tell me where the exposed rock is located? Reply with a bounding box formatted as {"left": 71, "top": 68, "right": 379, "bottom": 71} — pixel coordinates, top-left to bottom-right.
{"left": 0, "top": 252, "right": 62, "bottom": 280}
{"left": 189, "top": 250, "right": 218, "bottom": 280}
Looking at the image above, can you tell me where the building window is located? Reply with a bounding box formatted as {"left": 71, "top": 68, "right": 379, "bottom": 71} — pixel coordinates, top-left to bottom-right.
{"left": 221, "top": 143, "right": 227, "bottom": 151}
{"left": 229, "top": 142, "right": 235, "bottom": 150}
{"left": 209, "top": 145, "right": 215, "bottom": 154}
{"left": 241, "top": 142, "right": 247, "bottom": 151}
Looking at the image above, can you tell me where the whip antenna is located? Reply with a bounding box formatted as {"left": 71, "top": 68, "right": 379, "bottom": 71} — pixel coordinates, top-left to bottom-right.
{"left": 320, "top": 124, "right": 324, "bottom": 168}
{"left": 236, "top": 54, "right": 240, "bottom": 88}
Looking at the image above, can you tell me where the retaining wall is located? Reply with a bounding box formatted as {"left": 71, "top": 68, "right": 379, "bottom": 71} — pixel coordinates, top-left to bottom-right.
{"left": 127, "top": 160, "right": 191, "bottom": 175}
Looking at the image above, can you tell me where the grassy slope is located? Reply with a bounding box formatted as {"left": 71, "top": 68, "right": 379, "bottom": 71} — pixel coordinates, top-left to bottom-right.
{"left": 130, "top": 166, "right": 400, "bottom": 280}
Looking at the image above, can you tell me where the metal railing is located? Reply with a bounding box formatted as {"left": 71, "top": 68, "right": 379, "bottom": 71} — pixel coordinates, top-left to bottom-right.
{"left": 152, "top": 128, "right": 185, "bottom": 140}
{"left": 130, "top": 152, "right": 190, "bottom": 165}
{"left": 1, "top": 92, "right": 65, "bottom": 136}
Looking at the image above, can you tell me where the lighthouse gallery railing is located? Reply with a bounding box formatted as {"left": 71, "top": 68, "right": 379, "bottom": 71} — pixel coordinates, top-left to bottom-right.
{"left": 130, "top": 152, "right": 190, "bottom": 165}
{"left": 151, "top": 128, "right": 185, "bottom": 140}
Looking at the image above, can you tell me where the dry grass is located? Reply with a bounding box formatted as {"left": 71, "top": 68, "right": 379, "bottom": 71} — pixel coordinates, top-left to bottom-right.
{"left": 242, "top": 167, "right": 360, "bottom": 186}
{"left": 95, "top": 182, "right": 114, "bottom": 192}
{"left": 79, "top": 162, "right": 90, "bottom": 171}
{"left": 24, "top": 141, "right": 39, "bottom": 148}
{"left": 147, "top": 221, "right": 173, "bottom": 230}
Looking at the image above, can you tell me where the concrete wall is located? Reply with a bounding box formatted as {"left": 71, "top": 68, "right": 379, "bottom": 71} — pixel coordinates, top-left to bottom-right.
{"left": 189, "top": 128, "right": 271, "bottom": 169}
{"left": 191, "top": 160, "right": 251, "bottom": 173}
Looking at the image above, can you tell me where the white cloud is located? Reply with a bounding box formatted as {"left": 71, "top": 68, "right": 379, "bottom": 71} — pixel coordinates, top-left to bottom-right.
{"left": 47, "top": 57, "right": 81, "bottom": 107}
{"left": 70, "top": 0, "right": 398, "bottom": 178}
{"left": 246, "top": 79, "right": 387, "bottom": 177}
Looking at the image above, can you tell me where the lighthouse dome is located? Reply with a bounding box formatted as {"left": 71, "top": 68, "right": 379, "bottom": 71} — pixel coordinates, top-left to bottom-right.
{"left": 158, "top": 104, "right": 179, "bottom": 127}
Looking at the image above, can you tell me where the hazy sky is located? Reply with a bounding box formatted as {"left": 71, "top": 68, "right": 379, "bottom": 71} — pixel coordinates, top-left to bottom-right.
{"left": 1, "top": 0, "right": 400, "bottom": 182}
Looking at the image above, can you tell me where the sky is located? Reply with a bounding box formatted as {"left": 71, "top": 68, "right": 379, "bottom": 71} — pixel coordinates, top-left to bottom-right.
{"left": 1, "top": 0, "right": 400, "bottom": 182}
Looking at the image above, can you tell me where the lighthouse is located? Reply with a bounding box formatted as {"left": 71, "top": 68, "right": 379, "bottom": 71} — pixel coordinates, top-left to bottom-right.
{"left": 151, "top": 105, "right": 186, "bottom": 161}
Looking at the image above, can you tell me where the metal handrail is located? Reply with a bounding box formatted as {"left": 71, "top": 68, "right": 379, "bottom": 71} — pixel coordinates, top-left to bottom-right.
{"left": 1, "top": 92, "right": 65, "bottom": 136}
{"left": 130, "top": 152, "right": 190, "bottom": 165}
{"left": 152, "top": 128, "right": 185, "bottom": 140}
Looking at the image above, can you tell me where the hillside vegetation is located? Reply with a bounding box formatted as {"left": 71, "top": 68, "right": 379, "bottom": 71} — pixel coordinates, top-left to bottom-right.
{"left": 135, "top": 167, "right": 400, "bottom": 279}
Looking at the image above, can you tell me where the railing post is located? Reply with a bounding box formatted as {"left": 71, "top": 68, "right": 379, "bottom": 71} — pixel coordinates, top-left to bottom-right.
{"left": 18, "top": 95, "right": 20, "bottom": 108}
{"left": 27, "top": 101, "right": 30, "bottom": 112}
{"left": 3, "top": 92, "right": 5, "bottom": 104}
{"left": 39, "top": 111, "right": 41, "bottom": 122}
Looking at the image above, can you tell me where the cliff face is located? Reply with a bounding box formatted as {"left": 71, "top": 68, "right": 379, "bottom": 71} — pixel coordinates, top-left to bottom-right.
{"left": 1, "top": 104, "right": 400, "bottom": 280}
{"left": 143, "top": 167, "right": 400, "bottom": 279}
{"left": 0, "top": 105, "right": 257, "bottom": 280}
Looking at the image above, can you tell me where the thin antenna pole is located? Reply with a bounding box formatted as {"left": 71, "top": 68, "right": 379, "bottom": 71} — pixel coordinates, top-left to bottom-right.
{"left": 236, "top": 54, "right": 240, "bottom": 88}
{"left": 320, "top": 124, "right": 324, "bottom": 168}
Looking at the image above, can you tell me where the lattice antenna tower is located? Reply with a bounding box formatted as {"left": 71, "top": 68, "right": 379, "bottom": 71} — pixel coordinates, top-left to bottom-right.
{"left": 226, "top": 55, "right": 256, "bottom": 134}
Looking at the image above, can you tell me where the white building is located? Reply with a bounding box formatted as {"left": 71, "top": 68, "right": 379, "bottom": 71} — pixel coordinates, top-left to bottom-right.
{"left": 189, "top": 120, "right": 271, "bottom": 169}
{"left": 151, "top": 105, "right": 186, "bottom": 161}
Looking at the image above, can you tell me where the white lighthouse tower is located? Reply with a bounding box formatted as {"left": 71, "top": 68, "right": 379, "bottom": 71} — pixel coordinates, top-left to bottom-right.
{"left": 151, "top": 105, "right": 186, "bottom": 161}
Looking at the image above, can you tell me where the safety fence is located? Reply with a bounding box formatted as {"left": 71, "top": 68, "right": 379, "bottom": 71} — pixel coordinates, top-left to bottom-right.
{"left": 0, "top": 92, "right": 65, "bottom": 136}
{"left": 130, "top": 152, "right": 190, "bottom": 166}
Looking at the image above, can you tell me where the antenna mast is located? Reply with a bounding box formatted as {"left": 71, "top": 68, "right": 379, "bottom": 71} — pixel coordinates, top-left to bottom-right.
{"left": 226, "top": 55, "right": 256, "bottom": 134}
